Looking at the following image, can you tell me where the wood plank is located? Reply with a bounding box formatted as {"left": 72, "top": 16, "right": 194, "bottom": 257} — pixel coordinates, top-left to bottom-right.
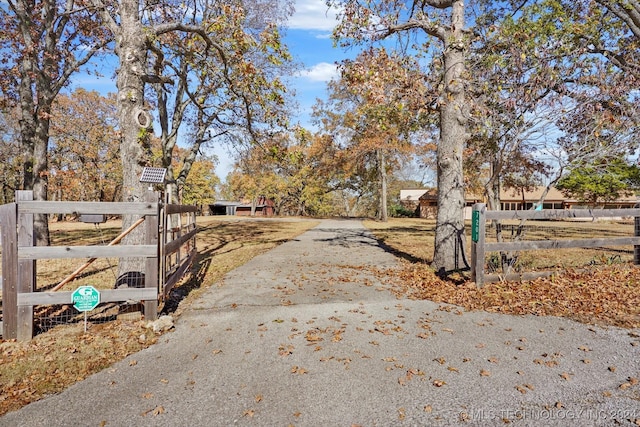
{"left": 485, "top": 236, "right": 640, "bottom": 252}
{"left": 18, "top": 201, "right": 158, "bottom": 216}
{"left": 18, "top": 288, "right": 158, "bottom": 306}
{"left": 18, "top": 244, "right": 157, "bottom": 260}
{"left": 16, "top": 191, "right": 35, "bottom": 341}
{"left": 163, "top": 229, "right": 197, "bottom": 255}
{"left": 144, "top": 192, "right": 159, "bottom": 321}
{"left": 485, "top": 208, "right": 640, "bottom": 221}
{"left": 471, "top": 204, "right": 486, "bottom": 286}
{"left": 165, "top": 204, "right": 198, "bottom": 214}
{"left": 163, "top": 250, "right": 196, "bottom": 297}
{"left": 0, "top": 203, "right": 17, "bottom": 339}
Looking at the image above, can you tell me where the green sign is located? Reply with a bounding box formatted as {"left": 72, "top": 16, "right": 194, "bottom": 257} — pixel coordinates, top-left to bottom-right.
{"left": 471, "top": 210, "right": 480, "bottom": 243}
{"left": 71, "top": 286, "right": 100, "bottom": 312}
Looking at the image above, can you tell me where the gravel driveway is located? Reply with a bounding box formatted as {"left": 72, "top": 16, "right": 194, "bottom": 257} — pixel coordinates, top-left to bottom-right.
{"left": 2, "top": 219, "right": 639, "bottom": 426}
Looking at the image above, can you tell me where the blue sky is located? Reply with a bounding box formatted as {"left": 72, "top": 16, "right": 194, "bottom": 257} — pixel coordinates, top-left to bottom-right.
{"left": 211, "top": 0, "right": 354, "bottom": 177}
{"left": 68, "top": 0, "right": 352, "bottom": 179}
{"left": 284, "top": 0, "right": 345, "bottom": 124}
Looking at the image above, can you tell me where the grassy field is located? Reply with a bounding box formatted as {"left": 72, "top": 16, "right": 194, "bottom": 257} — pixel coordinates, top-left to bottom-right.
{"left": 0, "top": 216, "right": 638, "bottom": 416}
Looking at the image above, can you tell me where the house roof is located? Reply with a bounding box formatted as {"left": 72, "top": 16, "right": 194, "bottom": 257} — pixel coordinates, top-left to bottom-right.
{"left": 402, "top": 186, "right": 639, "bottom": 204}
{"left": 400, "top": 189, "right": 431, "bottom": 201}
{"left": 500, "top": 186, "right": 566, "bottom": 202}
{"left": 418, "top": 189, "right": 437, "bottom": 200}
{"left": 211, "top": 201, "right": 241, "bottom": 207}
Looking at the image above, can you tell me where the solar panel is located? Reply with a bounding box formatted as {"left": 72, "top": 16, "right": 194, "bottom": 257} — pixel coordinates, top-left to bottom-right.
{"left": 139, "top": 167, "right": 167, "bottom": 184}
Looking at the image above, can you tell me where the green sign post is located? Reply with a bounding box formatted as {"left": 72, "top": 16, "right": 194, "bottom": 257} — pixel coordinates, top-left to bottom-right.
{"left": 71, "top": 286, "right": 100, "bottom": 312}
{"left": 72, "top": 286, "right": 101, "bottom": 332}
{"left": 471, "top": 210, "right": 480, "bottom": 243}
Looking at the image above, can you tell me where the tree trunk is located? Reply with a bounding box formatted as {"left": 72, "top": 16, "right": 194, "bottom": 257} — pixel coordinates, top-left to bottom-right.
{"left": 432, "top": 0, "right": 469, "bottom": 275}
{"left": 18, "top": 63, "right": 52, "bottom": 245}
{"left": 378, "top": 148, "right": 388, "bottom": 222}
{"left": 114, "top": 0, "right": 154, "bottom": 287}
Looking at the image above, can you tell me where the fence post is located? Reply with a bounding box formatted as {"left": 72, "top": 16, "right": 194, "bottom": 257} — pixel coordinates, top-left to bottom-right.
{"left": 471, "top": 203, "right": 486, "bottom": 287}
{"left": 144, "top": 191, "right": 159, "bottom": 320}
{"left": 0, "top": 203, "right": 18, "bottom": 339}
{"left": 16, "top": 191, "right": 35, "bottom": 340}
{"left": 635, "top": 213, "right": 640, "bottom": 265}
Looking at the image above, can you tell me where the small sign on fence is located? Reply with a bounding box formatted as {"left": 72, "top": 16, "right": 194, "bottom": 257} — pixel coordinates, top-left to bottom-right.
{"left": 71, "top": 285, "right": 100, "bottom": 312}
{"left": 471, "top": 210, "right": 480, "bottom": 243}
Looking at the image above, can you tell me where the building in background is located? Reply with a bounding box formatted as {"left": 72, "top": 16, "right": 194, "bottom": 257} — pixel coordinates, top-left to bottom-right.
{"left": 209, "top": 196, "right": 275, "bottom": 217}
{"left": 401, "top": 186, "right": 639, "bottom": 219}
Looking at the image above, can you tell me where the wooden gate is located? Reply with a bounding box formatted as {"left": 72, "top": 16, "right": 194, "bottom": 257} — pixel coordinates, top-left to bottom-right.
{"left": 0, "top": 191, "right": 197, "bottom": 340}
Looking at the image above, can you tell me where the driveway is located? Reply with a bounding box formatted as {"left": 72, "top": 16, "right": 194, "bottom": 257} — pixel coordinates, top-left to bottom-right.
{"left": 1, "top": 219, "right": 639, "bottom": 426}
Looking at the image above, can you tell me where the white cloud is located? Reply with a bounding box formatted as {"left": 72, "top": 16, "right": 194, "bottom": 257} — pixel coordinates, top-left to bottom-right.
{"left": 288, "top": 0, "right": 340, "bottom": 31}
{"left": 300, "top": 62, "right": 338, "bottom": 82}
{"left": 314, "top": 33, "right": 333, "bottom": 40}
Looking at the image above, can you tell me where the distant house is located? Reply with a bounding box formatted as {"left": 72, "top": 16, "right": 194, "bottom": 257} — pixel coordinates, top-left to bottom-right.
{"left": 500, "top": 187, "right": 639, "bottom": 210}
{"left": 402, "top": 186, "right": 640, "bottom": 219}
{"left": 209, "top": 196, "right": 275, "bottom": 217}
{"left": 399, "top": 189, "right": 429, "bottom": 216}
{"left": 399, "top": 188, "right": 482, "bottom": 219}
{"left": 417, "top": 189, "right": 437, "bottom": 219}
{"left": 499, "top": 187, "right": 565, "bottom": 211}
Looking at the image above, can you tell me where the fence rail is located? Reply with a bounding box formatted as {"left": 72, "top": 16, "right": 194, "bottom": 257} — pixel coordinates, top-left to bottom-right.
{"left": 160, "top": 203, "right": 198, "bottom": 297}
{"left": 470, "top": 203, "right": 640, "bottom": 286}
{"left": 0, "top": 191, "right": 197, "bottom": 341}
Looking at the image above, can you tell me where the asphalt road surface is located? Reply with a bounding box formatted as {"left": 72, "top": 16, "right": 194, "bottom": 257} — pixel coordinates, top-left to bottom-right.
{"left": 2, "top": 219, "right": 640, "bottom": 427}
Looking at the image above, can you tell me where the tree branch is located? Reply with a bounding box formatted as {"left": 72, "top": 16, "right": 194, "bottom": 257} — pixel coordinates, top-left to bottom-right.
{"left": 381, "top": 18, "right": 446, "bottom": 40}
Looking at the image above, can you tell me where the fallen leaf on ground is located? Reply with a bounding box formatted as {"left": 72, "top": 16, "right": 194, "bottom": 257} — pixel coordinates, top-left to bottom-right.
{"left": 291, "top": 366, "right": 308, "bottom": 375}
{"left": 560, "top": 372, "right": 572, "bottom": 381}
{"left": 142, "top": 405, "right": 165, "bottom": 417}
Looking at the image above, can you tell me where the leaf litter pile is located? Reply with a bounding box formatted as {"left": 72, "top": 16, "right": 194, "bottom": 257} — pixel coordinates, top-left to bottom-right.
{"left": 392, "top": 263, "right": 640, "bottom": 329}
{"left": 363, "top": 218, "right": 640, "bottom": 329}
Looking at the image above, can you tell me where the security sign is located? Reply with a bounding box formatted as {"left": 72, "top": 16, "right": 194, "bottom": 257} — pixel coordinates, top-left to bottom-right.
{"left": 71, "top": 286, "right": 100, "bottom": 312}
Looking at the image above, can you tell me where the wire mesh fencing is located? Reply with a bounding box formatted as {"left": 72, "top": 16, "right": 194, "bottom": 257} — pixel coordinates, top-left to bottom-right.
{"left": 482, "top": 220, "right": 635, "bottom": 276}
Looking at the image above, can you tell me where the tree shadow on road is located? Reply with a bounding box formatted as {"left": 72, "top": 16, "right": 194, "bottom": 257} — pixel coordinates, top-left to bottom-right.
{"left": 161, "top": 218, "right": 316, "bottom": 313}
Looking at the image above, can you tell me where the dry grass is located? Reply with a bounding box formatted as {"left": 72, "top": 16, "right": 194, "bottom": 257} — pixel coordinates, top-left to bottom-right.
{"left": 0, "top": 216, "right": 318, "bottom": 416}
{"left": 364, "top": 217, "right": 640, "bottom": 329}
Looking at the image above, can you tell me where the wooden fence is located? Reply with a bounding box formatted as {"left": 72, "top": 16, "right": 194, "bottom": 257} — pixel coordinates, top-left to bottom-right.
{"left": 160, "top": 201, "right": 198, "bottom": 297}
{"left": 0, "top": 191, "right": 197, "bottom": 340}
{"left": 470, "top": 203, "right": 640, "bottom": 286}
